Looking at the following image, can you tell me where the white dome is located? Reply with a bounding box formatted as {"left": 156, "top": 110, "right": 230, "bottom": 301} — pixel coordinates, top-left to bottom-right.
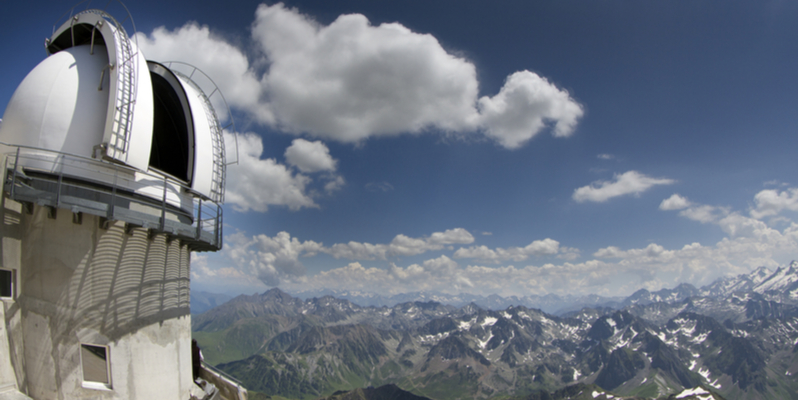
{"left": 0, "top": 45, "right": 109, "bottom": 158}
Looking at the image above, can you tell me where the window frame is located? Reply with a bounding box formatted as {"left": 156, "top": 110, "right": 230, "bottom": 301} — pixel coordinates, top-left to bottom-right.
{"left": 80, "top": 343, "right": 112, "bottom": 390}
{"left": 0, "top": 268, "right": 14, "bottom": 300}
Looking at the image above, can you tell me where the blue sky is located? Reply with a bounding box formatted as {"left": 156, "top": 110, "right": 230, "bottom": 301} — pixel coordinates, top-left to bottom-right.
{"left": 1, "top": 0, "right": 797, "bottom": 297}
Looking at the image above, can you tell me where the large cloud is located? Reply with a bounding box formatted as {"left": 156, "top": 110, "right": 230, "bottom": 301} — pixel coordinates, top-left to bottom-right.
{"left": 325, "top": 228, "right": 475, "bottom": 260}
{"left": 573, "top": 171, "right": 675, "bottom": 203}
{"left": 253, "top": 4, "right": 480, "bottom": 140}
{"left": 276, "top": 215, "right": 796, "bottom": 296}
{"left": 198, "top": 188, "right": 797, "bottom": 296}
{"left": 285, "top": 255, "right": 473, "bottom": 295}
{"left": 215, "top": 228, "right": 475, "bottom": 286}
{"left": 661, "top": 192, "right": 797, "bottom": 240}
{"left": 136, "top": 3, "right": 583, "bottom": 150}
{"left": 224, "top": 132, "right": 316, "bottom": 212}
{"left": 134, "top": 24, "right": 272, "bottom": 124}
{"left": 193, "top": 185, "right": 798, "bottom": 296}
{"left": 478, "top": 71, "right": 584, "bottom": 149}
{"left": 453, "top": 238, "right": 562, "bottom": 262}
{"left": 223, "top": 231, "right": 324, "bottom": 286}
{"left": 750, "top": 188, "right": 798, "bottom": 219}
{"left": 272, "top": 216, "right": 795, "bottom": 296}
{"left": 284, "top": 138, "right": 337, "bottom": 173}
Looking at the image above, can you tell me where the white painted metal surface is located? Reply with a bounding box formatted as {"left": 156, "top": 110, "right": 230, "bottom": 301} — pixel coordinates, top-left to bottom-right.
{"left": 47, "top": 11, "right": 155, "bottom": 171}
{"left": 0, "top": 46, "right": 108, "bottom": 158}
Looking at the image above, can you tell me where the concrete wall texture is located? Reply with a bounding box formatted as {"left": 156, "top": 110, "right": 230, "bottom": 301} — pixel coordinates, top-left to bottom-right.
{"left": 0, "top": 197, "right": 195, "bottom": 399}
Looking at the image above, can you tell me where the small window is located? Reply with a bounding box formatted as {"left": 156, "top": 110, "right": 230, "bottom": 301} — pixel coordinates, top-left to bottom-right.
{"left": 0, "top": 269, "right": 13, "bottom": 299}
{"left": 81, "top": 344, "right": 111, "bottom": 388}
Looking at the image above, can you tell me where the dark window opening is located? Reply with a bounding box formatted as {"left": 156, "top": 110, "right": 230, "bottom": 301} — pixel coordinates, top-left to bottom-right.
{"left": 81, "top": 344, "right": 110, "bottom": 385}
{"left": 48, "top": 23, "right": 106, "bottom": 54}
{"left": 0, "top": 269, "right": 12, "bottom": 298}
{"left": 149, "top": 71, "right": 192, "bottom": 182}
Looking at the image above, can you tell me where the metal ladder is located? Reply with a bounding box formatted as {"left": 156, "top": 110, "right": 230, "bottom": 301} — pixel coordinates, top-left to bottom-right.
{"left": 106, "top": 20, "right": 137, "bottom": 158}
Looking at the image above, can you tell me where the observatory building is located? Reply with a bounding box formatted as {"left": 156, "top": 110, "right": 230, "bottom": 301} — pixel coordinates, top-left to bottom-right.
{"left": 0, "top": 7, "right": 241, "bottom": 400}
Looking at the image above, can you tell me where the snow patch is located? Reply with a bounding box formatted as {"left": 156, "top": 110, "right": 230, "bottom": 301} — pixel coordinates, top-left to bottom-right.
{"left": 419, "top": 332, "right": 449, "bottom": 344}
{"left": 478, "top": 331, "right": 494, "bottom": 349}
{"left": 698, "top": 367, "right": 711, "bottom": 381}
{"left": 459, "top": 317, "right": 477, "bottom": 330}
{"left": 482, "top": 317, "right": 498, "bottom": 327}
{"left": 676, "top": 387, "right": 710, "bottom": 399}
{"left": 689, "top": 331, "right": 709, "bottom": 344}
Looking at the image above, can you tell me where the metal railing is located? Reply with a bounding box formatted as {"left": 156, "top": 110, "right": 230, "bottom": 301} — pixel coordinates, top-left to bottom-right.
{"left": 201, "top": 361, "right": 248, "bottom": 400}
{"left": 2, "top": 144, "right": 223, "bottom": 252}
{"left": 166, "top": 61, "right": 240, "bottom": 204}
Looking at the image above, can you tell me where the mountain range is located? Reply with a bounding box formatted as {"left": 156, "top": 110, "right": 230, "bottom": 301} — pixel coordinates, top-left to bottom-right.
{"left": 192, "top": 262, "right": 797, "bottom": 400}
{"left": 283, "top": 262, "right": 797, "bottom": 315}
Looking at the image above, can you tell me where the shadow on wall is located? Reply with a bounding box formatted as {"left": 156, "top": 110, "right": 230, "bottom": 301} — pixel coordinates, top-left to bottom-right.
{"left": 12, "top": 201, "right": 191, "bottom": 385}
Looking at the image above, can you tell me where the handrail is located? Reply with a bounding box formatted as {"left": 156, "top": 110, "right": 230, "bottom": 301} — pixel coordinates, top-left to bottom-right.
{"left": 0, "top": 143, "right": 223, "bottom": 251}
{"left": 201, "top": 361, "right": 246, "bottom": 394}
{"left": 164, "top": 61, "right": 239, "bottom": 167}
{"left": 0, "top": 141, "right": 215, "bottom": 203}
{"left": 201, "top": 361, "right": 244, "bottom": 386}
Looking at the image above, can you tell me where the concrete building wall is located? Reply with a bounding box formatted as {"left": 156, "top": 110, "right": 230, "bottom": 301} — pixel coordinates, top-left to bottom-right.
{"left": 0, "top": 199, "right": 27, "bottom": 396}
{"left": 0, "top": 197, "right": 195, "bottom": 399}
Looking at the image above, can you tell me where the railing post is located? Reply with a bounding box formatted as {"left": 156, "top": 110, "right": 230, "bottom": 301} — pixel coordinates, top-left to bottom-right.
{"left": 108, "top": 166, "right": 118, "bottom": 220}
{"left": 56, "top": 156, "right": 63, "bottom": 208}
{"left": 9, "top": 147, "right": 20, "bottom": 198}
{"left": 160, "top": 178, "right": 168, "bottom": 232}
{"left": 195, "top": 199, "right": 203, "bottom": 240}
{"left": 216, "top": 205, "right": 222, "bottom": 248}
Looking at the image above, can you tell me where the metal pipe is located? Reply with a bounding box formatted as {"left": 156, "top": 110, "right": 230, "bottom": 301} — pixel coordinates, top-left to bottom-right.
{"left": 98, "top": 64, "right": 111, "bottom": 91}
{"left": 70, "top": 15, "right": 77, "bottom": 48}
{"left": 90, "top": 24, "right": 97, "bottom": 55}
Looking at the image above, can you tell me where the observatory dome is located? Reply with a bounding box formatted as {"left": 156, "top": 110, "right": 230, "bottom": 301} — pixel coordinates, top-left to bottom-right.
{"left": 0, "top": 9, "right": 228, "bottom": 205}
{"left": 0, "top": 8, "right": 229, "bottom": 251}
{"left": 0, "top": 45, "right": 110, "bottom": 158}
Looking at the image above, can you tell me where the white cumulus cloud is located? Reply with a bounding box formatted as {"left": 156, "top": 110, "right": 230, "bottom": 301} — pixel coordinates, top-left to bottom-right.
{"left": 750, "top": 188, "right": 798, "bottom": 219}
{"left": 678, "top": 204, "right": 727, "bottom": 224}
{"left": 134, "top": 23, "right": 271, "bottom": 123}
{"left": 136, "top": 3, "right": 583, "bottom": 150}
{"left": 285, "top": 138, "right": 338, "bottom": 173}
{"left": 253, "top": 3, "right": 480, "bottom": 140}
{"left": 662, "top": 193, "right": 795, "bottom": 240}
{"left": 573, "top": 171, "right": 675, "bottom": 203}
{"left": 206, "top": 188, "right": 797, "bottom": 297}
{"left": 659, "top": 193, "right": 691, "bottom": 210}
{"left": 324, "top": 228, "right": 476, "bottom": 260}
{"left": 478, "top": 71, "right": 584, "bottom": 149}
{"left": 224, "top": 132, "right": 315, "bottom": 212}
{"left": 222, "top": 231, "right": 323, "bottom": 286}
{"left": 454, "top": 238, "right": 561, "bottom": 262}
